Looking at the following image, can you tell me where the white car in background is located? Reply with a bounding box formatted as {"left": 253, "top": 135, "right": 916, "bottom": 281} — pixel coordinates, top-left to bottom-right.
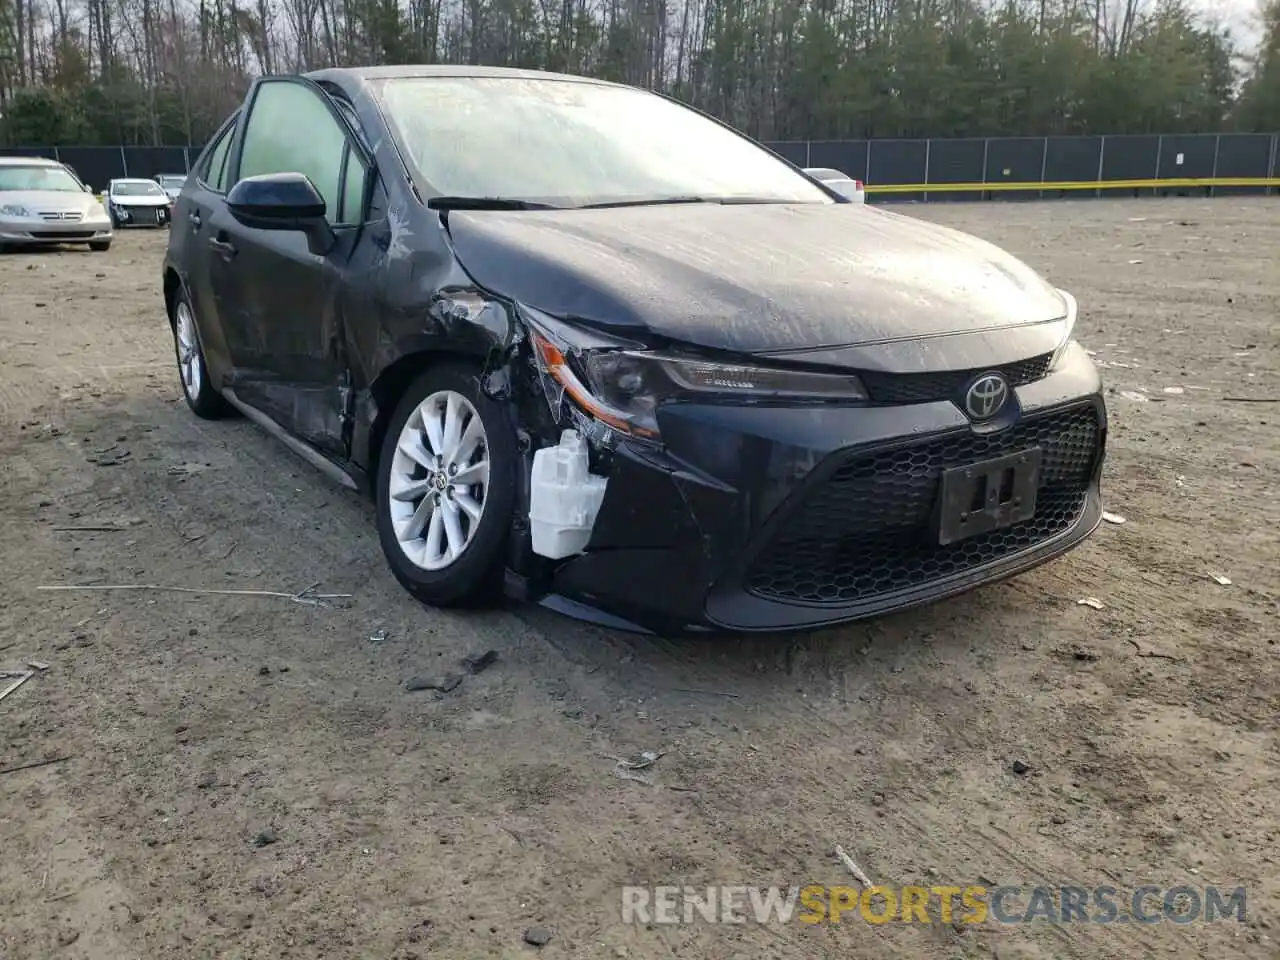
{"left": 107, "top": 178, "right": 174, "bottom": 228}
{"left": 804, "top": 167, "right": 866, "bottom": 203}
{"left": 0, "top": 156, "right": 114, "bottom": 252}
{"left": 155, "top": 174, "right": 187, "bottom": 201}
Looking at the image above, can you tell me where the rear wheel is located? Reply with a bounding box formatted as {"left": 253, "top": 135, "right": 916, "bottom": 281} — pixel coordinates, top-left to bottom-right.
{"left": 170, "top": 288, "right": 231, "bottom": 419}
{"left": 375, "top": 365, "right": 517, "bottom": 608}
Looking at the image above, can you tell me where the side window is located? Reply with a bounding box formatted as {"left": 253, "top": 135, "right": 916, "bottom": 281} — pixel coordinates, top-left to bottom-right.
{"left": 237, "top": 81, "right": 350, "bottom": 224}
{"left": 199, "top": 120, "right": 235, "bottom": 192}
{"left": 340, "top": 147, "right": 368, "bottom": 224}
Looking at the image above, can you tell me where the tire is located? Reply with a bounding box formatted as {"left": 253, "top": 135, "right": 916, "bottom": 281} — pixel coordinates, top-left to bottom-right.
{"left": 169, "top": 286, "right": 232, "bottom": 419}
{"left": 89, "top": 240, "right": 111, "bottom": 252}
{"left": 375, "top": 364, "right": 517, "bottom": 608}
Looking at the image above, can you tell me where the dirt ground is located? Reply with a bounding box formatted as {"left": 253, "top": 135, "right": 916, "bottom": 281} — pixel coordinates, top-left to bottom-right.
{"left": 0, "top": 198, "right": 1276, "bottom": 960}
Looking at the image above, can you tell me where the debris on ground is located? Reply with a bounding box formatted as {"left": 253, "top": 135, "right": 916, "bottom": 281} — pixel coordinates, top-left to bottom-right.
{"left": 1078, "top": 597, "right": 1105, "bottom": 609}
{"left": 461, "top": 649, "right": 499, "bottom": 674}
{"left": 368, "top": 629, "right": 387, "bottom": 643}
{"left": 406, "top": 674, "right": 463, "bottom": 693}
{"left": 251, "top": 829, "right": 278, "bottom": 847}
{"left": 1010, "top": 759, "right": 1032, "bottom": 775}
{"left": 834, "top": 844, "right": 873, "bottom": 888}
{"left": 0, "top": 756, "right": 71, "bottom": 777}
{"left": 1102, "top": 511, "right": 1127, "bottom": 525}
{"left": 37, "top": 581, "right": 351, "bottom": 607}
{"left": 1207, "top": 573, "right": 1232, "bottom": 586}
{"left": 608, "top": 750, "right": 664, "bottom": 785}
{"left": 523, "top": 925, "right": 553, "bottom": 947}
{"left": 1118, "top": 390, "right": 1149, "bottom": 402}
{"left": 0, "top": 668, "right": 36, "bottom": 704}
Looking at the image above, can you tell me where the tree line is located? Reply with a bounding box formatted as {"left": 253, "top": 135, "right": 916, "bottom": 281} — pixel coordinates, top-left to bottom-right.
{"left": 0, "top": 0, "right": 1277, "bottom": 147}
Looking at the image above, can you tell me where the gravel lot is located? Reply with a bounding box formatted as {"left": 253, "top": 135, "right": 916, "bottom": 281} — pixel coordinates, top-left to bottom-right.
{"left": 0, "top": 198, "right": 1276, "bottom": 960}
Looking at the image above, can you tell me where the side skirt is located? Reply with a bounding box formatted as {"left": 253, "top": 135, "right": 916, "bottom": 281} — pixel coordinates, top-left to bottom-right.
{"left": 220, "top": 387, "right": 360, "bottom": 492}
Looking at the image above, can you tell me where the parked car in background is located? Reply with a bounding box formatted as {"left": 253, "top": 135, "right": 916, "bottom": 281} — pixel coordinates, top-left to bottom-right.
{"left": 156, "top": 174, "right": 188, "bottom": 201}
{"left": 804, "top": 167, "right": 866, "bottom": 203}
{"left": 107, "top": 178, "right": 174, "bottom": 228}
{"left": 0, "top": 156, "right": 113, "bottom": 251}
{"left": 161, "top": 66, "right": 1105, "bottom": 635}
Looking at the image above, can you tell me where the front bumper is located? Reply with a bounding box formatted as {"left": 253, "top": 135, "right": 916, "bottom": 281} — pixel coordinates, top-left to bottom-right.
{"left": 0, "top": 218, "right": 113, "bottom": 243}
{"left": 530, "top": 341, "right": 1107, "bottom": 633}
{"left": 111, "top": 204, "right": 170, "bottom": 227}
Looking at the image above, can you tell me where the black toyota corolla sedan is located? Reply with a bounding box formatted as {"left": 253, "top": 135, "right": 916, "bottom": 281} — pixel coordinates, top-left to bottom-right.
{"left": 161, "top": 65, "right": 1107, "bottom": 634}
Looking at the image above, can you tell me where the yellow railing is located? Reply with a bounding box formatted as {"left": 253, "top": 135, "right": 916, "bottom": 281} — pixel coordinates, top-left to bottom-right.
{"left": 865, "top": 177, "right": 1280, "bottom": 194}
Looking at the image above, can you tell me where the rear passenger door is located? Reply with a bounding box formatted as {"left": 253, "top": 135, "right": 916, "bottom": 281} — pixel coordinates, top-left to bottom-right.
{"left": 176, "top": 115, "right": 239, "bottom": 381}
{"left": 212, "top": 76, "right": 372, "bottom": 459}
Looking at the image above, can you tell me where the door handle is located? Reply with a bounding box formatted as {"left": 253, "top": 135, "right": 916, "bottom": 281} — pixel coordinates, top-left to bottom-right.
{"left": 208, "top": 236, "right": 237, "bottom": 260}
{"left": 188, "top": 210, "right": 202, "bottom": 228}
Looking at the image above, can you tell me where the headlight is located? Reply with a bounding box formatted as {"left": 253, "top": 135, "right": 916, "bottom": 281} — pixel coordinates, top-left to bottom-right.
{"left": 1051, "top": 289, "right": 1078, "bottom": 367}
{"left": 522, "top": 307, "right": 868, "bottom": 441}
{"left": 0, "top": 204, "right": 33, "bottom": 218}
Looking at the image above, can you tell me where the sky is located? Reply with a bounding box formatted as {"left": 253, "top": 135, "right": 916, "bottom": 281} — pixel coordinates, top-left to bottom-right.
{"left": 1190, "top": 0, "right": 1264, "bottom": 52}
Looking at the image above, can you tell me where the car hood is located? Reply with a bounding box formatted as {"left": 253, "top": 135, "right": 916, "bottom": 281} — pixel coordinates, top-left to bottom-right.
{"left": 1, "top": 190, "right": 102, "bottom": 214}
{"left": 446, "top": 203, "right": 1068, "bottom": 355}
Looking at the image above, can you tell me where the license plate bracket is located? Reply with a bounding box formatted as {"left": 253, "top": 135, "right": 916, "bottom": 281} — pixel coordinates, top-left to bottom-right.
{"left": 937, "top": 448, "right": 1043, "bottom": 546}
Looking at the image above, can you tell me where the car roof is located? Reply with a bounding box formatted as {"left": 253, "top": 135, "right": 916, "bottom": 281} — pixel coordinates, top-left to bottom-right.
{"left": 0, "top": 156, "right": 61, "bottom": 167}
{"left": 305, "top": 64, "right": 624, "bottom": 89}
{"left": 110, "top": 178, "right": 163, "bottom": 186}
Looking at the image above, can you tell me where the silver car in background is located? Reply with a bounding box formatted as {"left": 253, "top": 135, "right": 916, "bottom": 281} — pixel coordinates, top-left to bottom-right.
{"left": 0, "top": 157, "right": 114, "bottom": 252}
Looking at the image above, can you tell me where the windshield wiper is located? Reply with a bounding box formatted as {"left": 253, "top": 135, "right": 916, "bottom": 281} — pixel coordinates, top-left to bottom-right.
{"left": 427, "top": 196, "right": 559, "bottom": 211}
{"left": 577, "top": 196, "right": 795, "bottom": 209}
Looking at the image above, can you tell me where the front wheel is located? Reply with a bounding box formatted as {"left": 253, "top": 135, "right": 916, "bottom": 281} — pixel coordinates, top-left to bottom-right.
{"left": 170, "top": 288, "right": 232, "bottom": 419}
{"left": 375, "top": 365, "right": 517, "bottom": 608}
{"left": 88, "top": 240, "right": 111, "bottom": 252}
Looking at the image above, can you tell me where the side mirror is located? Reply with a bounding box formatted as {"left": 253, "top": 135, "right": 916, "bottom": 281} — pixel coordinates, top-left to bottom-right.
{"left": 83, "top": 183, "right": 94, "bottom": 193}
{"left": 226, "top": 172, "right": 335, "bottom": 255}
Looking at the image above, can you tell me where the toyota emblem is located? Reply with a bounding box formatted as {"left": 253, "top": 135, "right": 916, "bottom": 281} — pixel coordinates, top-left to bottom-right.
{"left": 964, "top": 373, "right": 1009, "bottom": 420}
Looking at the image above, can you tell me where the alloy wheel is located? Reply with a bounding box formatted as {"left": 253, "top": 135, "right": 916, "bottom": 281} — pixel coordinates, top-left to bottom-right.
{"left": 175, "top": 300, "right": 203, "bottom": 399}
{"left": 388, "top": 389, "right": 490, "bottom": 571}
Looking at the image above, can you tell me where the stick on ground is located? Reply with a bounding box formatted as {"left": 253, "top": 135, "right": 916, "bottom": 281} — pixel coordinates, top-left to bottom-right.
{"left": 37, "top": 583, "right": 351, "bottom": 606}
{"left": 834, "top": 844, "right": 874, "bottom": 888}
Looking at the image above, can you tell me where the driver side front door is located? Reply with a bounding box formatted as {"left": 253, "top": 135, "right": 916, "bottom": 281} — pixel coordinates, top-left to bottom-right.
{"left": 209, "top": 76, "right": 372, "bottom": 460}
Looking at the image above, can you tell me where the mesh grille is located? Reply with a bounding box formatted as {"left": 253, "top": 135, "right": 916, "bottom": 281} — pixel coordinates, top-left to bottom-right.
{"left": 860, "top": 354, "right": 1053, "bottom": 405}
{"left": 745, "top": 404, "right": 1100, "bottom": 605}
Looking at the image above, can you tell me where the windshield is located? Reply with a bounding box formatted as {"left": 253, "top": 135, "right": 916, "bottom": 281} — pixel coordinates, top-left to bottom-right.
{"left": 0, "top": 165, "right": 83, "bottom": 193}
{"left": 157, "top": 176, "right": 185, "bottom": 187}
{"left": 377, "top": 77, "right": 831, "bottom": 208}
{"left": 113, "top": 181, "right": 167, "bottom": 197}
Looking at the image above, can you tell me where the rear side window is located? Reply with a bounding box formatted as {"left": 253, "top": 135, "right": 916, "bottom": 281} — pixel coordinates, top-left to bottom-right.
{"left": 199, "top": 121, "right": 236, "bottom": 192}
{"left": 237, "top": 81, "right": 350, "bottom": 224}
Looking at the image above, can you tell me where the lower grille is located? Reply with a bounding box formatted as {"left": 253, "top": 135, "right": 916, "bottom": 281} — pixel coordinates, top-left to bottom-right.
{"left": 860, "top": 353, "right": 1053, "bottom": 405}
{"left": 129, "top": 207, "right": 160, "bottom": 225}
{"left": 746, "top": 404, "right": 1101, "bottom": 605}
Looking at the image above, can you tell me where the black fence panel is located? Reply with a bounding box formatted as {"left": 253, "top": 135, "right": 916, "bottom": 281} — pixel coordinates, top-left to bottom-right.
{"left": 1100, "top": 134, "right": 1160, "bottom": 196}
{"left": 0, "top": 146, "right": 54, "bottom": 159}
{"left": 9, "top": 135, "right": 1278, "bottom": 202}
{"left": 868, "top": 139, "right": 927, "bottom": 202}
{"left": 1043, "top": 136, "right": 1102, "bottom": 192}
{"left": 53, "top": 147, "right": 126, "bottom": 191}
{"left": 1155, "top": 134, "right": 1216, "bottom": 196}
{"left": 925, "top": 137, "right": 984, "bottom": 201}
{"left": 808, "top": 140, "right": 869, "bottom": 181}
{"left": 763, "top": 140, "right": 808, "bottom": 166}
{"left": 1215, "top": 133, "right": 1275, "bottom": 196}
{"left": 124, "top": 146, "right": 190, "bottom": 179}
{"left": 985, "top": 137, "right": 1047, "bottom": 201}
